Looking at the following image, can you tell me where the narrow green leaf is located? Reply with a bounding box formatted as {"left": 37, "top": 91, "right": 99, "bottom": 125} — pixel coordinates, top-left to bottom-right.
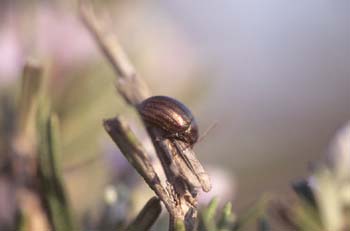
{"left": 199, "top": 197, "right": 219, "bottom": 231}
{"left": 217, "top": 202, "right": 235, "bottom": 230}
{"left": 126, "top": 197, "right": 162, "bottom": 231}
{"left": 234, "top": 194, "right": 270, "bottom": 231}
{"left": 37, "top": 111, "right": 75, "bottom": 231}
{"left": 293, "top": 201, "right": 323, "bottom": 231}
{"left": 206, "top": 197, "right": 219, "bottom": 221}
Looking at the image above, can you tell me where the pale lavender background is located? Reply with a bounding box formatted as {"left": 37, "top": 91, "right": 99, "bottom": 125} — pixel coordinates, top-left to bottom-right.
{"left": 158, "top": 0, "right": 350, "bottom": 207}
{"left": 0, "top": 0, "right": 349, "bottom": 209}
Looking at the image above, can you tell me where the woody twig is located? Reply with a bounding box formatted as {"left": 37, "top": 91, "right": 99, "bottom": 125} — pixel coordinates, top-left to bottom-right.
{"left": 80, "top": 2, "right": 210, "bottom": 230}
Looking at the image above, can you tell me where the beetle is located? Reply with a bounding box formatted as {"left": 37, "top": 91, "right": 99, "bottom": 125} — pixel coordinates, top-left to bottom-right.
{"left": 137, "top": 95, "right": 199, "bottom": 147}
{"left": 138, "top": 96, "right": 212, "bottom": 192}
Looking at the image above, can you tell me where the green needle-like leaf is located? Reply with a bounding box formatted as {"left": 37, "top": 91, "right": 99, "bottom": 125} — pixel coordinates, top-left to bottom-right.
{"left": 37, "top": 111, "right": 75, "bottom": 231}
{"left": 218, "top": 202, "right": 235, "bottom": 231}
{"left": 126, "top": 197, "right": 162, "bottom": 231}
{"left": 199, "top": 197, "right": 219, "bottom": 231}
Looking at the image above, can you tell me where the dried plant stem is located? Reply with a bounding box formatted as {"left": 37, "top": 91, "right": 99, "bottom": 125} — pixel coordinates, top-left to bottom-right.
{"left": 80, "top": 2, "right": 206, "bottom": 230}
{"left": 126, "top": 197, "right": 162, "bottom": 231}
{"left": 103, "top": 117, "right": 175, "bottom": 213}
{"left": 37, "top": 113, "right": 75, "bottom": 231}
{"left": 79, "top": 2, "right": 150, "bottom": 106}
{"left": 12, "top": 61, "right": 50, "bottom": 231}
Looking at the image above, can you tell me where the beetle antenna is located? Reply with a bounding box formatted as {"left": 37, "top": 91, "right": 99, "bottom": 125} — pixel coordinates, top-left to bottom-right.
{"left": 198, "top": 121, "right": 218, "bottom": 143}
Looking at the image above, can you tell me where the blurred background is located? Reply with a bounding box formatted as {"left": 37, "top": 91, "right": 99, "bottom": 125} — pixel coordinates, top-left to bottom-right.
{"left": 0, "top": 0, "right": 349, "bottom": 229}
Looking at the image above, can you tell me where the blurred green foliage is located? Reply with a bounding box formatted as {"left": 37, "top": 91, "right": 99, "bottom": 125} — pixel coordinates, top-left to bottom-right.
{"left": 0, "top": 49, "right": 349, "bottom": 231}
{"left": 0, "top": 1, "right": 349, "bottom": 229}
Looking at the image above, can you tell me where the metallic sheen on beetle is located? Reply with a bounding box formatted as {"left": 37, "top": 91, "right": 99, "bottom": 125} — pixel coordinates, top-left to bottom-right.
{"left": 138, "top": 96, "right": 198, "bottom": 146}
